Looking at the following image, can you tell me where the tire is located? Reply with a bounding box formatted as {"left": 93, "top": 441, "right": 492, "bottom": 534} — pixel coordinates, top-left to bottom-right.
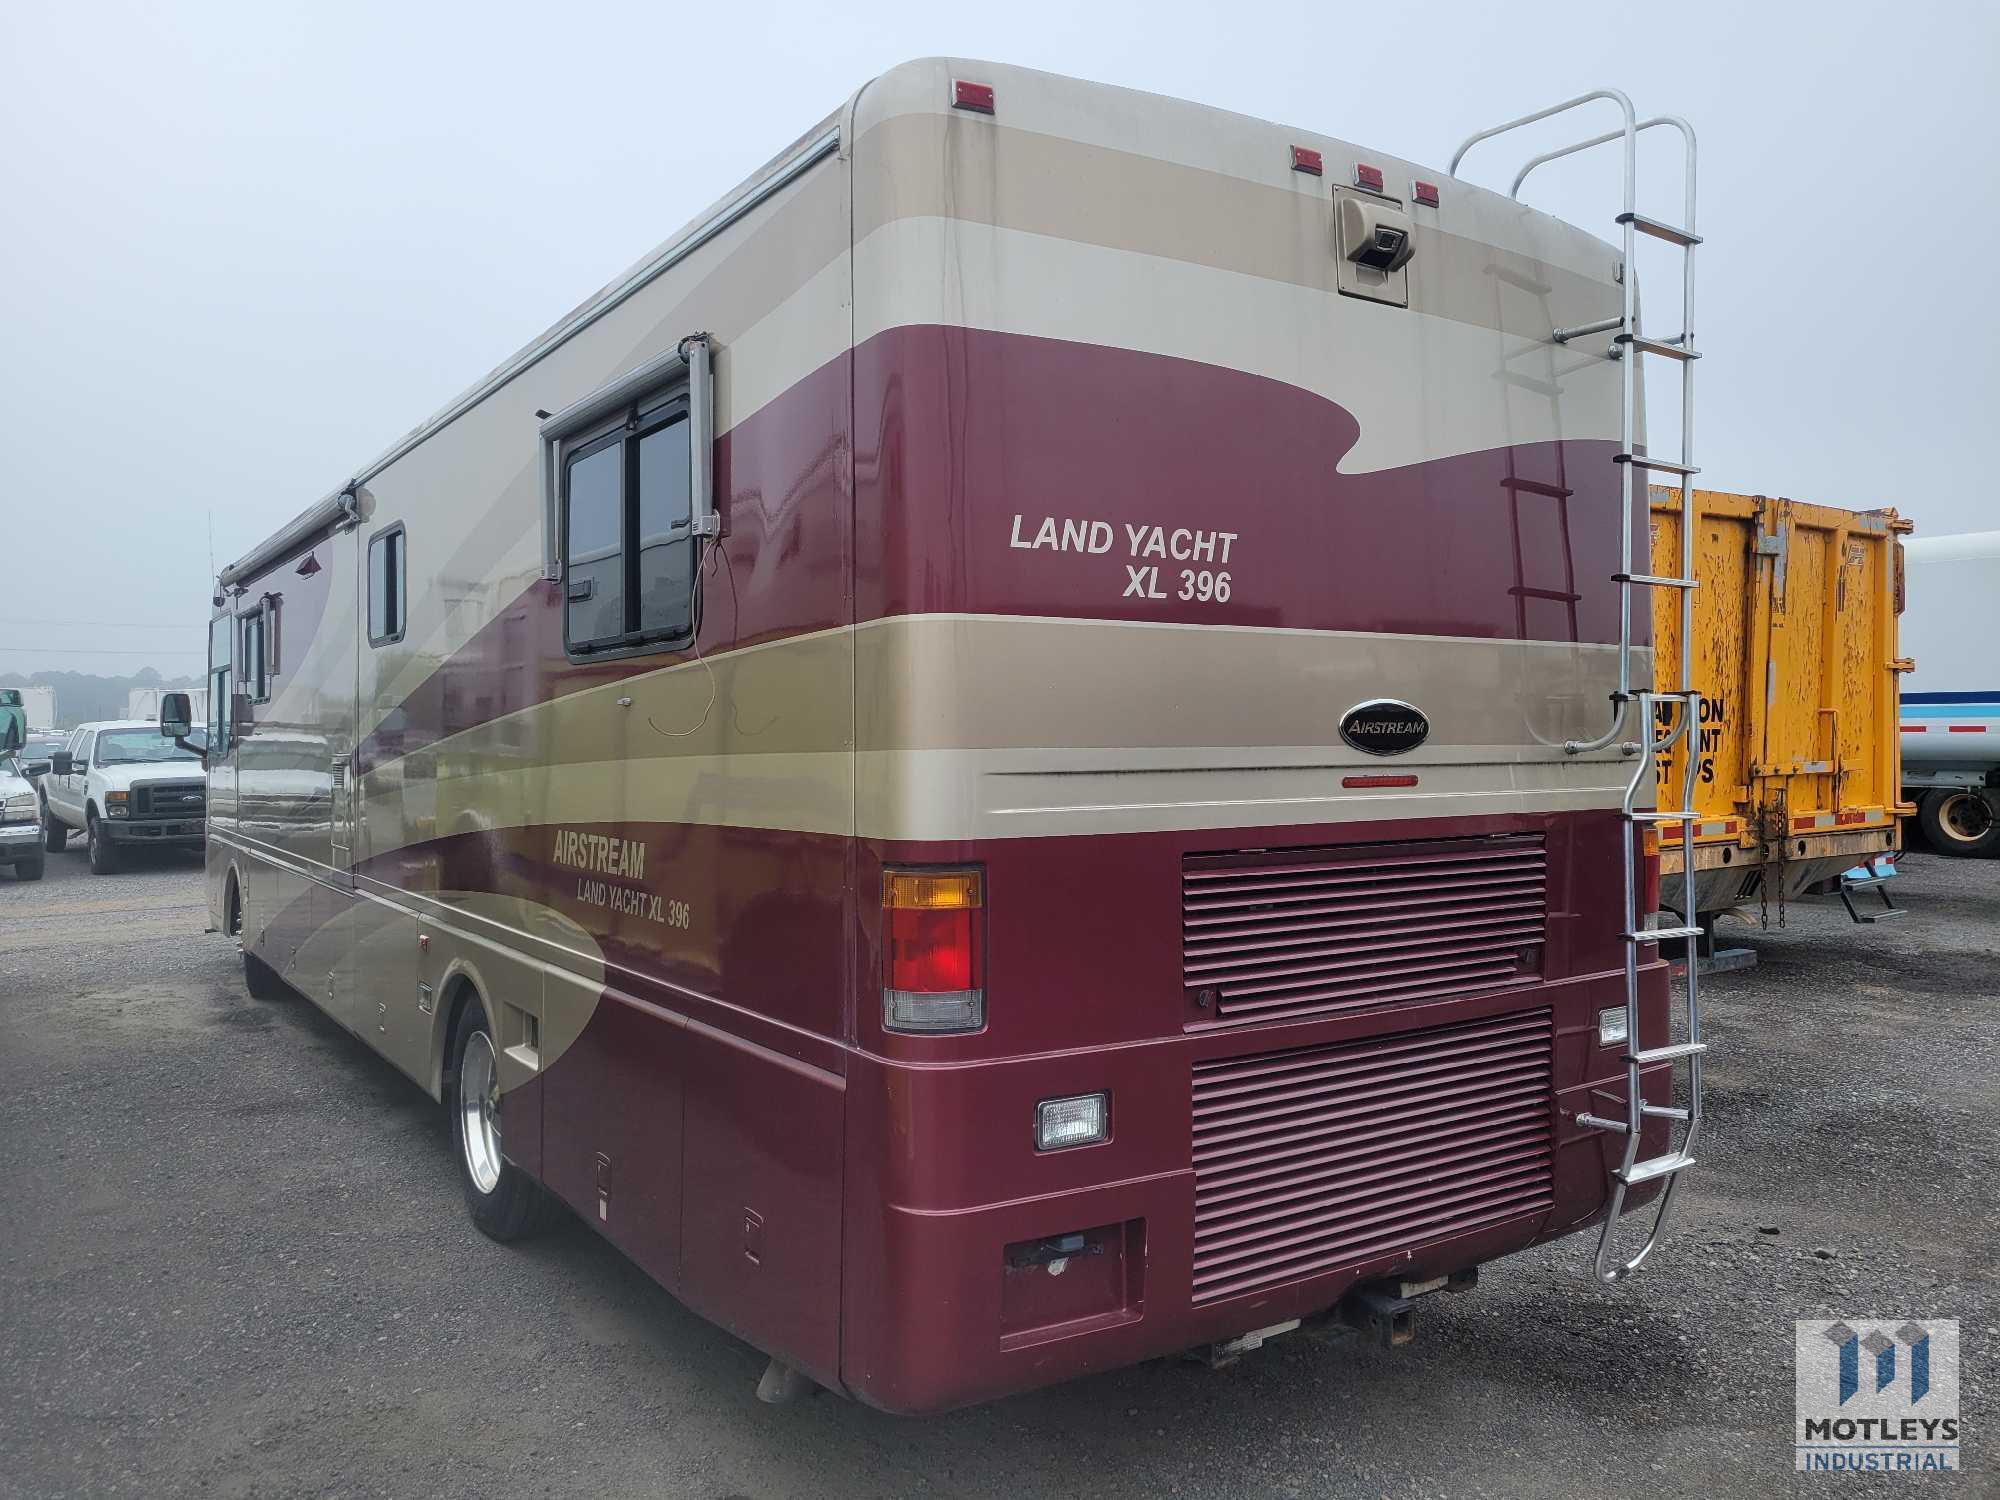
{"left": 243, "top": 951, "right": 289, "bottom": 1001}
{"left": 1919, "top": 787, "right": 2000, "bottom": 857}
{"left": 87, "top": 814, "right": 120, "bottom": 875}
{"left": 448, "top": 999, "right": 560, "bottom": 1242}
{"left": 43, "top": 808, "right": 67, "bottom": 853}
{"left": 13, "top": 852, "right": 44, "bottom": 881}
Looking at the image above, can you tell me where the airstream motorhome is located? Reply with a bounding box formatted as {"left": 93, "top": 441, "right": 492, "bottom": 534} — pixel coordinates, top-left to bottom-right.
{"left": 186, "top": 60, "right": 1710, "bottom": 1412}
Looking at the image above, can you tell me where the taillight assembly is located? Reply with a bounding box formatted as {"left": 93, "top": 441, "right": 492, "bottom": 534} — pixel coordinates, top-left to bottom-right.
{"left": 1638, "top": 825, "right": 1663, "bottom": 930}
{"left": 882, "top": 867, "right": 985, "bottom": 1033}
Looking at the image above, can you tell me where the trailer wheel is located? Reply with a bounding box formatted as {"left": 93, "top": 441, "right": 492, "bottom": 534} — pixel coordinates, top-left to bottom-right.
{"left": 43, "top": 807, "right": 67, "bottom": 852}
{"left": 1919, "top": 788, "right": 2000, "bottom": 857}
{"left": 87, "top": 813, "right": 120, "bottom": 874}
{"left": 448, "top": 998, "right": 560, "bottom": 1242}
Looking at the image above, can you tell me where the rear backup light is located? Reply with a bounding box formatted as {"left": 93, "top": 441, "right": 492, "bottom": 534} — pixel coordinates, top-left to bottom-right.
{"left": 1354, "top": 162, "right": 1385, "bottom": 192}
{"left": 1035, "top": 1093, "right": 1109, "bottom": 1151}
{"left": 952, "top": 80, "right": 994, "bottom": 114}
{"left": 883, "top": 867, "right": 985, "bottom": 1033}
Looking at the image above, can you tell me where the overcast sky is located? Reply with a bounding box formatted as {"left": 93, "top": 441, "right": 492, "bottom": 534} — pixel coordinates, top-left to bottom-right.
{"left": 3, "top": 0, "right": 1994, "bottom": 680}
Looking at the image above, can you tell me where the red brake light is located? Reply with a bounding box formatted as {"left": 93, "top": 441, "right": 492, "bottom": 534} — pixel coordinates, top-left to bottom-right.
{"left": 883, "top": 868, "right": 985, "bottom": 1033}
{"left": 952, "top": 80, "right": 995, "bottom": 114}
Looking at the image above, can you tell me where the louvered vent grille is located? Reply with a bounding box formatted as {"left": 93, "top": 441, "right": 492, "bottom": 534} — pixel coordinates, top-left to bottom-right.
{"left": 1189, "top": 1008, "right": 1555, "bottom": 1305}
{"left": 1182, "top": 836, "right": 1547, "bottom": 1029}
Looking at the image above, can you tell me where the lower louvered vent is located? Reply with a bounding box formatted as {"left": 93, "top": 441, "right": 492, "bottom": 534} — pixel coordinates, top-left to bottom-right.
{"left": 1189, "top": 1008, "right": 1555, "bottom": 1305}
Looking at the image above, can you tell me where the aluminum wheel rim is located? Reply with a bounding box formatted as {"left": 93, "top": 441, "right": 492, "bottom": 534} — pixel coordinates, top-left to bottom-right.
{"left": 458, "top": 1030, "right": 502, "bottom": 1195}
{"left": 1940, "top": 792, "right": 1994, "bottom": 843}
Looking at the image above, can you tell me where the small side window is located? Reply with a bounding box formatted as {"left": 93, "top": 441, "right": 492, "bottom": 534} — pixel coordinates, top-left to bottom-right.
{"left": 208, "top": 614, "right": 233, "bottom": 748}
{"left": 241, "top": 609, "right": 269, "bottom": 704}
{"left": 368, "top": 524, "right": 406, "bottom": 647}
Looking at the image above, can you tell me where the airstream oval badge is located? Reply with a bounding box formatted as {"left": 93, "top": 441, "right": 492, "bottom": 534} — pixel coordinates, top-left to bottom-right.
{"left": 1339, "top": 699, "right": 1430, "bottom": 756}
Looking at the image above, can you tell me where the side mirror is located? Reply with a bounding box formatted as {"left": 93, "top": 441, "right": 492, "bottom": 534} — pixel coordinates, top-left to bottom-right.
{"left": 160, "top": 692, "right": 193, "bottom": 739}
{"left": 50, "top": 750, "right": 74, "bottom": 776}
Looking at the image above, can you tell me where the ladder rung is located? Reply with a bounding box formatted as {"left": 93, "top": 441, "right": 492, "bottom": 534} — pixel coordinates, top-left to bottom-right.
{"left": 1628, "top": 1041, "right": 1709, "bottom": 1065}
{"left": 1843, "top": 876, "right": 1895, "bottom": 890}
{"left": 1616, "top": 211, "right": 1702, "bottom": 247}
{"left": 1615, "top": 334, "right": 1700, "bottom": 362}
{"left": 1642, "top": 1104, "right": 1691, "bottom": 1121}
{"left": 1616, "top": 1152, "right": 1695, "bottom": 1187}
{"left": 1615, "top": 453, "right": 1699, "bottom": 477}
{"left": 1625, "top": 925, "right": 1703, "bottom": 943}
{"left": 1613, "top": 572, "right": 1697, "bottom": 588}
{"left": 1628, "top": 809, "right": 1700, "bottom": 823}
{"left": 1854, "top": 908, "right": 1907, "bottom": 923}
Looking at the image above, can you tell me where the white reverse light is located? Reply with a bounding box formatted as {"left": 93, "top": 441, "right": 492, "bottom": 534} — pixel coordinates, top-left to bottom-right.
{"left": 1035, "top": 1092, "right": 1109, "bottom": 1152}
{"left": 1597, "top": 1006, "right": 1631, "bottom": 1047}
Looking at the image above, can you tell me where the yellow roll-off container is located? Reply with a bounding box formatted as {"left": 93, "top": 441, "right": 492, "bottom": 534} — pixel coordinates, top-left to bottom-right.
{"left": 1650, "top": 486, "right": 1911, "bottom": 920}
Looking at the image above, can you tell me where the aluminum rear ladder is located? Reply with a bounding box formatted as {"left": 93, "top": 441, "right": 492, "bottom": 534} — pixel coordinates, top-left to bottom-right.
{"left": 1451, "top": 92, "right": 1706, "bottom": 1284}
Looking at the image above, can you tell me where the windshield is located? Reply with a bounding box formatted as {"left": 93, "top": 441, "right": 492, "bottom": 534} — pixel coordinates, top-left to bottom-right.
{"left": 94, "top": 729, "right": 203, "bottom": 766}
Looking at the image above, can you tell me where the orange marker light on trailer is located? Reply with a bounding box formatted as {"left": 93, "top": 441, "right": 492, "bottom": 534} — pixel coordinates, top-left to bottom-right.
{"left": 883, "top": 868, "right": 986, "bottom": 1033}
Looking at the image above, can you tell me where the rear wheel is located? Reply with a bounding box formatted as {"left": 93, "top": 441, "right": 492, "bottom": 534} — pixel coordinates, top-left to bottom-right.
{"left": 449, "top": 999, "right": 560, "bottom": 1242}
{"left": 43, "top": 808, "right": 67, "bottom": 852}
{"left": 87, "top": 814, "right": 120, "bottom": 874}
{"left": 1919, "top": 787, "right": 2000, "bottom": 857}
{"left": 13, "top": 852, "right": 44, "bottom": 881}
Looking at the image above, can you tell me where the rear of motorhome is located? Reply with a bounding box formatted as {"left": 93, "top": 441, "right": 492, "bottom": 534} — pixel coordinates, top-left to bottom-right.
{"left": 196, "top": 60, "right": 1707, "bottom": 1412}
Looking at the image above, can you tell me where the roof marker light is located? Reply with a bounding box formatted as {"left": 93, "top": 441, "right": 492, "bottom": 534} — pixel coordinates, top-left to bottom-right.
{"left": 952, "top": 80, "right": 995, "bottom": 114}
{"left": 1291, "top": 146, "right": 1323, "bottom": 176}
{"left": 1412, "top": 179, "right": 1441, "bottom": 207}
{"left": 1354, "top": 163, "right": 1385, "bottom": 193}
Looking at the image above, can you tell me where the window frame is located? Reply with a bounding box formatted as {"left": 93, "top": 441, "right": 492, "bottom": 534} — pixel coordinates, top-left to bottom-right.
{"left": 557, "top": 388, "right": 698, "bottom": 659}
{"left": 538, "top": 337, "right": 716, "bottom": 665}
{"left": 367, "top": 522, "right": 407, "bottom": 648}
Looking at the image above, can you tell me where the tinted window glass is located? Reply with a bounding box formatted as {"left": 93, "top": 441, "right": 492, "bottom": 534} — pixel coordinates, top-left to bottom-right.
{"left": 636, "top": 416, "right": 693, "bottom": 638}
{"left": 95, "top": 729, "right": 202, "bottom": 765}
{"left": 565, "top": 443, "right": 624, "bottom": 645}
{"left": 368, "top": 528, "right": 404, "bottom": 644}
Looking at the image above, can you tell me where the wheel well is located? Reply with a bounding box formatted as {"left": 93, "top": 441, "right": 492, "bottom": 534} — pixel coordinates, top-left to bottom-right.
{"left": 223, "top": 870, "right": 242, "bottom": 936}
{"left": 436, "top": 974, "right": 484, "bottom": 1098}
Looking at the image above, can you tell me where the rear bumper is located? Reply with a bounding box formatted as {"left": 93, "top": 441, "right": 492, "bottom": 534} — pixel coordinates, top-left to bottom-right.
{"left": 1661, "top": 826, "right": 1898, "bottom": 914}
{"left": 839, "top": 969, "right": 1671, "bottom": 1414}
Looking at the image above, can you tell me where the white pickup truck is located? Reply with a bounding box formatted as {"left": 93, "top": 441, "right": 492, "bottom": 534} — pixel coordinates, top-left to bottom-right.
{"left": 42, "top": 719, "right": 208, "bottom": 874}
{"left": 0, "top": 719, "right": 43, "bottom": 880}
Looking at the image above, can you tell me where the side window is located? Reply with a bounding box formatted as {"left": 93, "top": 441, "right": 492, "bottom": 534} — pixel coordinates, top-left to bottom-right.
{"left": 208, "top": 614, "right": 233, "bottom": 748}
{"left": 368, "top": 524, "right": 407, "bottom": 647}
{"left": 77, "top": 731, "right": 97, "bottom": 769}
{"left": 241, "top": 607, "right": 269, "bottom": 704}
{"left": 561, "top": 390, "right": 696, "bottom": 654}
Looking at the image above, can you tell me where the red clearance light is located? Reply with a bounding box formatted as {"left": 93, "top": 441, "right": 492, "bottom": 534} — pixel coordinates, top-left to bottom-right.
{"left": 1949, "top": 724, "right": 1984, "bottom": 733}
{"left": 1412, "top": 179, "right": 1440, "bottom": 207}
{"left": 1342, "top": 774, "right": 1418, "bottom": 788}
{"left": 952, "top": 80, "right": 995, "bottom": 114}
{"left": 882, "top": 868, "right": 985, "bottom": 1033}
{"left": 1354, "top": 162, "right": 1384, "bottom": 192}
{"left": 1291, "top": 145, "right": 1323, "bottom": 176}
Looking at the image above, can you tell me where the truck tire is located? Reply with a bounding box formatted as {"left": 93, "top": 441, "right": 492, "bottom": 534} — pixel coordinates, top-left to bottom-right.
{"left": 1919, "top": 788, "right": 2000, "bottom": 857}
{"left": 43, "top": 808, "right": 67, "bottom": 852}
{"left": 448, "top": 998, "right": 561, "bottom": 1242}
{"left": 87, "top": 813, "right": 121, "bottom": 874}
{"left": 13, "top": 852, "right": 44, "bottom": 881}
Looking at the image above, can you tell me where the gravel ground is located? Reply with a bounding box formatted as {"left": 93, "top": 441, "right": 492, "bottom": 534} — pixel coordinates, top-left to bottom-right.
{"left": 0, "top": 842, "right": 1993, "bottom": 1499}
